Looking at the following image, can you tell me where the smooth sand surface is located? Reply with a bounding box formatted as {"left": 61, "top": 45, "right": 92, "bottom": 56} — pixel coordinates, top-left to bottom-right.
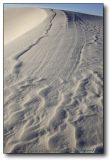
{"left": 4, "top": 8, "right": 47, "bottom": 45}
{"left": 4, "top": 8, "right": 103, "bottom": 153}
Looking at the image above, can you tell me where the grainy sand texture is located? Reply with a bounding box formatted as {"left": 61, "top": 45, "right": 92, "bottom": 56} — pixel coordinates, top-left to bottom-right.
{"left": 4, "top": 7, "right": 103, "bottom": 153}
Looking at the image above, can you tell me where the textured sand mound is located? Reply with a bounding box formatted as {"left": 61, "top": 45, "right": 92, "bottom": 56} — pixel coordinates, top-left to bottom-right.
{"left": 4, "top": 8, "right": 103, "bottom": 153}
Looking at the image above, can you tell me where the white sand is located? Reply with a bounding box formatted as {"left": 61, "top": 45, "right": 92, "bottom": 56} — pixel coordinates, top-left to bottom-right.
{"left": 4, "top": 8, "right": 47, "bottom": 45}
{"left": 4, "top": 8, "right": 103, "bottom": 153}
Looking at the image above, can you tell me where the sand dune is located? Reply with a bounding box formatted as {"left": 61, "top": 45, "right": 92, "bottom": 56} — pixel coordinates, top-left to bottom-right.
{"left": 4, "top": 8, "right": 47, "bottom": 45}
{"left": 4, "top": 8, "right": 103, "bottom": 153}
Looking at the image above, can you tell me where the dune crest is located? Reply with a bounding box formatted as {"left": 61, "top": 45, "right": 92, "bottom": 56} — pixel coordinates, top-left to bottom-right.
{"left": 4, "top": 8, "right": 48, "bottom": 45}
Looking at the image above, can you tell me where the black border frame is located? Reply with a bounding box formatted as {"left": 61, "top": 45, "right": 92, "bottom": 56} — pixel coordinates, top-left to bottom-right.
{"left": 3, "top": 3, "right": 105, "bottom": 155}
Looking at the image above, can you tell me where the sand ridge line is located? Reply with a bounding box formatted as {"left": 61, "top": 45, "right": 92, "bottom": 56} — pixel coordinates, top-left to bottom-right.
{"left": 73, "top": 14, "right": 87, "bottom": 73}
{"left": 4, "top": 8, "right": 48, "bottom": 45}
{"left": 14, "top": 10, "right": 56, "bottom": 61}
{"left": 11, "top": 10, "right": 56, "bottom": 79}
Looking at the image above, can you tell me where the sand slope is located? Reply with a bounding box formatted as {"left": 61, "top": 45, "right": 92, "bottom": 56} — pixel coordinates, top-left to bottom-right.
{"left": 4, "top": 8, "right": 47, "bottom": 45}
{"left": 4, "top": 8, "right": 103, "bottom": 153}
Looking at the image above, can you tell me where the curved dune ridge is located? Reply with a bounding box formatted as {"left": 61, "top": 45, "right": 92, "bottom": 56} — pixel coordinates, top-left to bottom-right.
{"left": 4, "top": 8, "right": 48, "bottom": 45}
{"left": 4, "top": 8, "right": 103, "bottom": 153}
